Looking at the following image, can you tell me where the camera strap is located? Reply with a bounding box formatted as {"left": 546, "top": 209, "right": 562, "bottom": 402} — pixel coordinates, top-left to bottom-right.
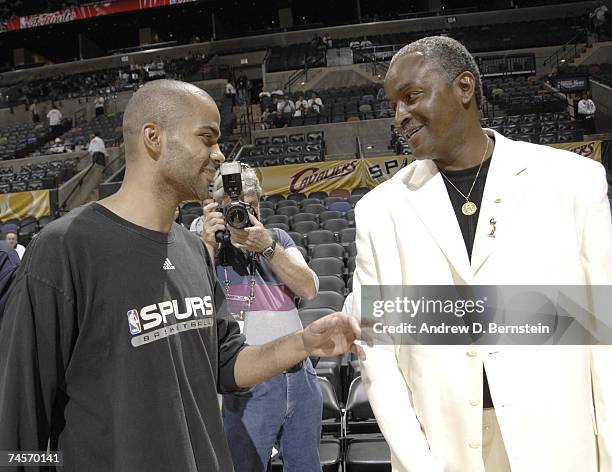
{"left": 222, "top": 251, "right": 257, "bottom": 311}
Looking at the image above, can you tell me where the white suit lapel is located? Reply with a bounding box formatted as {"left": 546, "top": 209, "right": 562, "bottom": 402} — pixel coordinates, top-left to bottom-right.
{"left": 471, "top": 130, "right": 530, "bottom": 275}
{"left": 398, "top": 159, "right": 473, "bottom": 283}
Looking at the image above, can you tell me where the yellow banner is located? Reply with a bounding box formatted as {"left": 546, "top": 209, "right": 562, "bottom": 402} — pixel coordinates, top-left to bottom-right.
{"left": 257, "top": 140, "right": 602, "bottom": 195}
{"left": 257, "top": 160, "right": 362, "bottom": 195}
{"left": 361, "top": 155, "right": 414, "bottom": 187}
{"left": 0, "top": 190, "right": 50, "bottom": 221}
{"left": 550, "top": 140, "right": 601, "bottom": 162}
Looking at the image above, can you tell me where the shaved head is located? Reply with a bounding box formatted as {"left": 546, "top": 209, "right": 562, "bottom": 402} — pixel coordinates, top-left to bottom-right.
{"left": 122, "top": 79, "right": 215, "bottom": 156}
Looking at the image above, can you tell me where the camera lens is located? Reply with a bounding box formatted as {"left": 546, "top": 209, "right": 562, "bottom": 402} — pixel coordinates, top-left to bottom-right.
{"left": 226, "top": 204, "right": 250, "bottom": 229}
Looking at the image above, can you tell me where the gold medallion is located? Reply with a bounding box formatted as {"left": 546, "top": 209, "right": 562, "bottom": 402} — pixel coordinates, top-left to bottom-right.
{"left": 462, "top": 201, "right": 477, "bottom": 216}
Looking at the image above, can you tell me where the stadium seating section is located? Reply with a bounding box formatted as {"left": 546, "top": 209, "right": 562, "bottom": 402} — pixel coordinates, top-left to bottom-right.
{"left": 0, "top": 158, "right": 79, "bottom": 194}
{"left": 261, "top": 85, "right": 391, "bottom": 128}
{"left": 239, "top": 130, "right": 326, "bottom": 167}
{"left": 267, "top": 17, "right": 585, "bottom": 72}
{"left": 1, "top": 55, "right": 210, "bottom": 108}
{"left": 559, "top": 63, "right": 612, "bottom": 89}
{"left": 0, "top": 121, "right": 68, "bottom": 161}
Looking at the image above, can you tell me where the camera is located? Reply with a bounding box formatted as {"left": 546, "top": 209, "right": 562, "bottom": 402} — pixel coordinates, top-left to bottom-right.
{"left": 216, "top": 162, "right": 252, "bottom": 244}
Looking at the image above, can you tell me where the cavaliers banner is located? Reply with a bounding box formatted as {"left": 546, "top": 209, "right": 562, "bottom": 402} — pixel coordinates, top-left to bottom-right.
{"left": 257, "top": 156, "right": 414, "bottom": 196}
{"left": 257, "top": 139, "right": 601, "bottom": 196}
{"left": 256, "top": 160, "right": 363, "bottom": 196}
{"left": 550, "top": 140, "right": 602, "bottom": 162}
{"left": 0, "top": 0, "right": 197, "bottom": 33}
{"left": 0, "top": 190, "right": 50, "bottom": 221}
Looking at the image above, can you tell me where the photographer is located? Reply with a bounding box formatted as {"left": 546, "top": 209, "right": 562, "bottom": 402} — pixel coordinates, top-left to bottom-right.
{"left": 202, "top": 164, "right": 323, "bottom": 472}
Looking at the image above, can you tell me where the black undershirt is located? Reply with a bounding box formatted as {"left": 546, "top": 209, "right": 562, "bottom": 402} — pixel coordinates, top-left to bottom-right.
{"left": 439, "top": 154, "right": 494, "bottom": 409}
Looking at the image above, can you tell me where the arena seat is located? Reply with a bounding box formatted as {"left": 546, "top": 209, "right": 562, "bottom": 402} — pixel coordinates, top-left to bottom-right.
{"left": 276, "top": 199, "right": 298, "bottom": 209}
{"left": 319, "top": 210, "right": 343, "bottom": 224}
{"left": 317, "top": 275, "right": 348, "bottom": 295}
{"left": 287, "top": 192, "right": 307, "bottom": 203}
{"left": 298, "top": 291, "right": 345, "bottom": 311}
{"left": 322, "top": 218, "right": 349, "bottom": 234}
{"left": 299, "top": 307, "right": 335, "bottom": 327}
{"left": 265, "top": 222, "right": 290, "bottom": 232}
{"left": 265, "top": 214, "right": 290, "bottom": 226}
{"left": 292, "top": 219, "right": 319, "bottom": 234}
{"left": 306, "top": 230, "right": 336, "bottom": 252}
{"left": 308, "top": 256, "right": 345, "bottom": 278}
{"left": 276, "top": 206, "right": 300, "bottom": 218}
{"left": 311, "top": 243, "right": 345, "bottom": 261}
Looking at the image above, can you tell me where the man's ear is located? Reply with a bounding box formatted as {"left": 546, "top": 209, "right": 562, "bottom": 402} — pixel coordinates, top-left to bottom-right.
{"left": 454, "top": 71, "right": 476, "bottom": 107}
{"left": 142, "top": 122, "right": 163, "bottom": 159}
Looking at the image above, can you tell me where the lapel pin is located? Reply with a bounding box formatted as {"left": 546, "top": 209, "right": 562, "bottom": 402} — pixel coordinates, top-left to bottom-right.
{"left": 488, "top": 218, "right": 497, "bottom": 238}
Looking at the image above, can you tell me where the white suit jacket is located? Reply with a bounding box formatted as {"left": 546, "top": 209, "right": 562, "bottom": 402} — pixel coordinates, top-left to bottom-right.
{"left": 353, "top": 130, "right": 612, "bottom": 472}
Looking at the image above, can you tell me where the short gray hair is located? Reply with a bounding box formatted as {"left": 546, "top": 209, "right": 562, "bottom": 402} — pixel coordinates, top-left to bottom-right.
{"left": 212, "top": 163, "right": 262, "bottom": 200}
{"left": 389, "top": 36, "right": 483, "bottom": 108}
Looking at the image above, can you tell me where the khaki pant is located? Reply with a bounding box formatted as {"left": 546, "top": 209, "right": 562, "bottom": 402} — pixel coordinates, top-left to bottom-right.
{"left": 482, "top": 408, "right": 511, "bottom": 472}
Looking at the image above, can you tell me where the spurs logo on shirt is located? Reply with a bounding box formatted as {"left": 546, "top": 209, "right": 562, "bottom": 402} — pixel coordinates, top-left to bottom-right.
{"left": 127, "top": 296, "right": 214, "bottom": 347}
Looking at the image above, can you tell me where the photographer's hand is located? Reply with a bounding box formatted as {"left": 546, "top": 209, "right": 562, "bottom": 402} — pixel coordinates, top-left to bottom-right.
{"left": 230, "top": 214, "right": 317, "bottom": 299}
{"left": 229, "top": 214, "right": 273, "bottom": 252}
{"left": 202, "top": 201, "right": 225, "bottom": 264}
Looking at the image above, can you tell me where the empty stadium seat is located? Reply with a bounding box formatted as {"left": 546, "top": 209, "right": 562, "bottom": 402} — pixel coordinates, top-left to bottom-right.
{"left": 298, "top": 291, "right": 345, "bottom": 311}
{"left": 311, "top": 243, "right": 345, "bottom": 260}
{"left": 317, "top": 275, "right": 348, "bottom": 295}
{"left": 345, "top": 438, "right": 391, "bottom": 472}
{"left": 276, "top": 199, "right": 298, "bottom": 209}
{"left": 265, "top": 194, "right": 285, "bottom": 204}
{"left": 323, "top": 218, "right": 349, "bottom": 233}
{"left": 304, "top": 203, "right": 327, "bottom": 215}
{"left": 288, "top": 231, "right": 305, "bottom": 247}
{"left": 293, "top": 220, "right": 319, "bottom": 234}
{"left": 285, "top": 191, "right": 307, "bottom": 202}
{"left": 309, "top": 191, "right": 329, "bottom": 200}
{"left": 319, "top": 210, "right": 343, "bottom": 224}
{"left": 265, "top": 214, "right": 290, "bottom": 226}
{"left": 307, "top": 230, "right": 336, "bottom": 251}
{"left": 276, "top": 206, "right": 300, "bottom": 218}
{"left": 259, "top": 207, "right": 275, "bottom": 220}
{"left": 339, "top": 227, "right": 357, "bottom": 246}
{"left": 271, "top": 438, "right": 341, "bottom": 472}
{"left": 308, "top": 257, "right": 345, "bottom": 278}
{"left": 328, "top": 201, "right": 353, "bottom": 214}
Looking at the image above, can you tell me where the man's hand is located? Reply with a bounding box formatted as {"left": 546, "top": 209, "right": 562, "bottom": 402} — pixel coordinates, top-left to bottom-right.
{"left": 303, "top": 312, "right": 367, "bottom": 361}
{"left": 234, "top": 312, "right": 368, "bottom": 387}
{"left": 229, "top": 213, "right": 274, "bottom": 253}
{"left": 202, "top": 201, "right": 225, "bottom": 247}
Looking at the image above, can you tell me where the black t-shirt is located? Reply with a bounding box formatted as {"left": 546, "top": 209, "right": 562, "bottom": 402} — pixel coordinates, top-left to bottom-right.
{"left": 0, "top": 203, "right": 246, "bottom": 472}
{"left": 439, "top": 156, "right": 494, "bottom": 409}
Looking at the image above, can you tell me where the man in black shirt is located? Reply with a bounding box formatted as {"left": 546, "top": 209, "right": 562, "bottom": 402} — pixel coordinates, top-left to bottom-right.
{"left": 0, "top": 79, "right": 363, "bottom": 472}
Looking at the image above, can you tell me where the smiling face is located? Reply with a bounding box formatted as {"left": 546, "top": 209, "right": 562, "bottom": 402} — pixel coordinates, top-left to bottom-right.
{"left": 385, "top": 52, "right": 470, "bottom": 163}
{"left": 158, "top": 94, "right": 225, "bottom": 202}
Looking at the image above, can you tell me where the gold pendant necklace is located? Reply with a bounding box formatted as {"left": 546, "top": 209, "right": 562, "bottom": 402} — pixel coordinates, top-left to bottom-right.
{"left": 440, "top": 135, "right": 490, "bottom": 216}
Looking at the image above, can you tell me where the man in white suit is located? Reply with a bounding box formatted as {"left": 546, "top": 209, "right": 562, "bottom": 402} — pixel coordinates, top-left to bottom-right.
{"left": 352, "top": 36, "right": 612, "bottom": 471}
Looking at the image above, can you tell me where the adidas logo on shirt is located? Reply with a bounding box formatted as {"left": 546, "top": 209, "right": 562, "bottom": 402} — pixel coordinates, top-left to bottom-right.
{"left": 163, "top": 258, "right": 176, "bottom": 270}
